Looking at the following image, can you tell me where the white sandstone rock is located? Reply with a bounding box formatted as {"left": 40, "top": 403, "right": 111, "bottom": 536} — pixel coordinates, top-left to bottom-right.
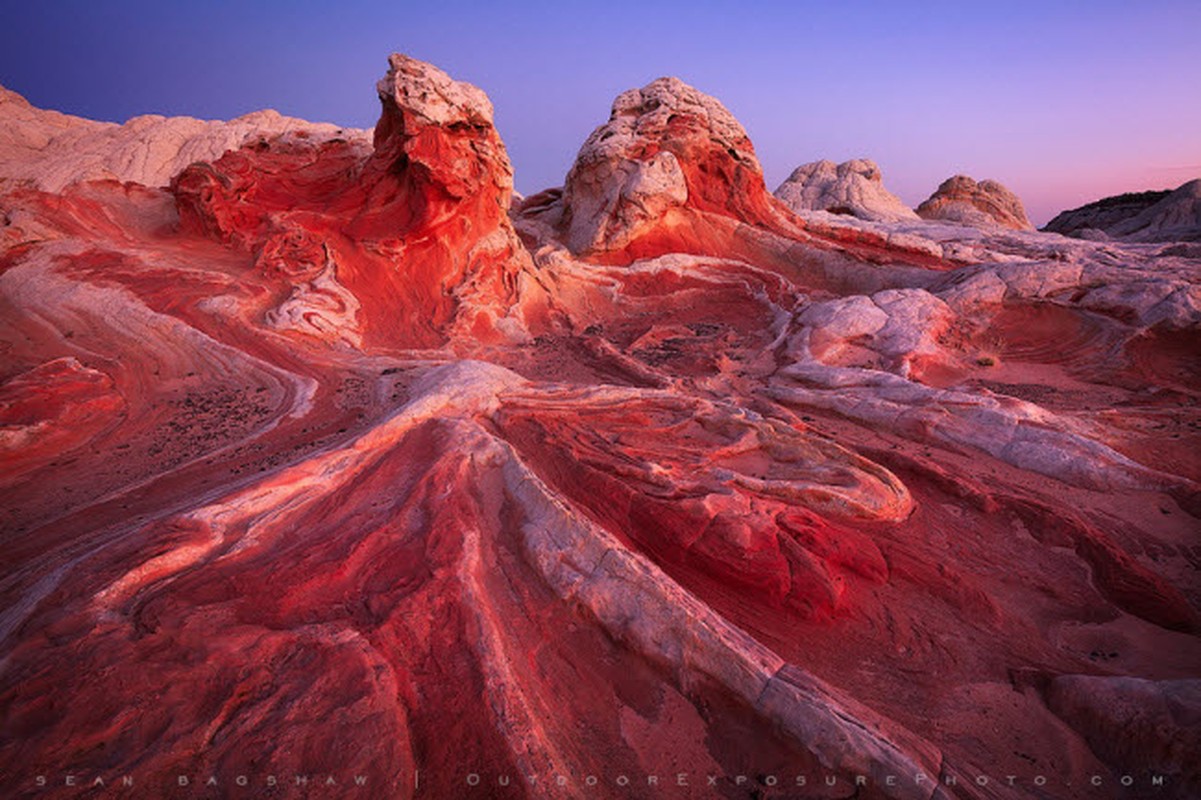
{"left": 775, "top": 158, "right": 919, "bottom": 223}
{"left": 0, "top": 83, "right": 367, "bottom": 192}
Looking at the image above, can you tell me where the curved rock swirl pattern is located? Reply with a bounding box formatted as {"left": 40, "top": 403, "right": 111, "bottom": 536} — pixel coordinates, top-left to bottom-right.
{"left": 1, "top": 54, "right": 1198, "bottom": 800}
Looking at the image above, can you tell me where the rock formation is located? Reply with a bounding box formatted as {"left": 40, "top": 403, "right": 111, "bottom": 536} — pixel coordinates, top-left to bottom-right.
{"left": 1, "top": 55, "right": 1199, "bottom": 800}
{"left": 1045, "top": 676, "right": 1201, "bottom": 789}
{"left": 916, "top": 174, "right": 1034, "bottom": 230}
{"left": 516, "top": 76, "right": 952, "bottom": 277}
{"left": 0, "top": 83, "right": 367, "bottom": 192}
{"left": 171, "top": 53, "right": 534, "bottom": 348}
{"left": 522, "top": 75, "right": 792, "bottom": 261}
{"left": 1043, "top": 188, "right": 1172, "bottom": 239}
{"left": 775, "top": 158, "right": 919, "bottom": 222}
{"left": 1045, "top": 179, "right": 1201, "bottom": 243}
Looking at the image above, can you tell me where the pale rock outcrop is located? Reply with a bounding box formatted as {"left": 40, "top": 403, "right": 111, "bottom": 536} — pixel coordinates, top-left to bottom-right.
{"left": 768, "top": 363, "right": 1174, "bottom": 493}
{"left": 934, "top": 268, "right": 1010, "bottom": 312}
{"left": 517, "top": 79, "right": 967, "bottom": 272}
{"left": 774, "top": 158, "right": 919, "bottom": 222}
{"left": 791, "top": 289, "right": 953, "bottom": 379}
{"left": 917, "top": 174, "right": 1034, "bottom": 231}
{"left": 553, "top": 75, "right": 783, "bottom": 255}
{"left": 924, "top": 252, "right": 1201, "bottom": 331}
{"left": 1043, "top": 189, "right": 1172, "bottom": 239}
{"left": 0, "top": 83, "right": 368, "bottom": 192}
{"left": 1043, "top": 180, "right": 1201, "bottom": 242}
{"left": 1108, "top": 179, "right": 1201, "bottom": 242}
{"left": 375, "top": 54, "right": 494, "bottom": 129}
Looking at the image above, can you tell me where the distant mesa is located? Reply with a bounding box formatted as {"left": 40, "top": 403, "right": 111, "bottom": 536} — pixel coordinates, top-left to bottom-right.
{"left": 1044, "top": 179, "right": 1201, "bottom": 243}
{"left": 774, "top": 158, "right": 919, "bottom": 223}
{"left": 916, "top": 174, "right": 1034, "bottom": 231}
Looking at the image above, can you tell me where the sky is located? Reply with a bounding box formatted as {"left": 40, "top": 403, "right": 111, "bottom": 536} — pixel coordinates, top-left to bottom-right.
{"left": 1, "top": 0, "right": 1198, "bottom": 226}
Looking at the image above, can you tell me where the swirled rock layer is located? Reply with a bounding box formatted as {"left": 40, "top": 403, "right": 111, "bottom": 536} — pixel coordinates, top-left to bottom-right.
{"left": 1, "top": 54, "right": 1199, "bottom": 800}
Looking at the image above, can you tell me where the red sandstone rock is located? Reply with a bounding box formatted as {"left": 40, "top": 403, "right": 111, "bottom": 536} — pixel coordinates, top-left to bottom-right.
{"left": 0, "top": 82, "right": 366, "bottom": 193}
{"left": 916, "top": 174, "right": 1034, "bottom": 231}
{"left": 516, "top": 76, "right": 952, "bottom": 275}
{"left": 0, "top": 54, "right": 1199, "bottom": 800}
{"left": 555, "top": 76, "right": 783, "bottom": 253}
{"left": 1045, "top": 676, "right": 1201, "bottom": 793}
{"left": 171, "top": 54, "right": 534, "bottom": 350}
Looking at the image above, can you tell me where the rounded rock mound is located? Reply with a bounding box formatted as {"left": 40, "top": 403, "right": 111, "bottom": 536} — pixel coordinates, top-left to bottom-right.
{"left": 556, "top": 75, "right": 783, "bottom": 255}
{"left": 774, "top": 158, "right": 918, "bottom": 223}
{"left": 916, "top": 174, "right": 1033, "bottom": 230}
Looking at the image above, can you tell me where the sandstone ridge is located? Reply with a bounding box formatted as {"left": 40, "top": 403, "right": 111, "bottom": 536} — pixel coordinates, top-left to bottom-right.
{"left": 0, "top": 82, "right": 368, "bottom": 192}
{"left": 1045, "top": 179, "right": 1201, "bottom": 243}
{"left": 1, "top": 55, "right": 1198, "bottom": 800}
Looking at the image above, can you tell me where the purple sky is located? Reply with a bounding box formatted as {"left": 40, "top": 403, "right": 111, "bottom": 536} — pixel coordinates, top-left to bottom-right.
{"left": 2, "top": 1, "right": 1199, "bottom": 225}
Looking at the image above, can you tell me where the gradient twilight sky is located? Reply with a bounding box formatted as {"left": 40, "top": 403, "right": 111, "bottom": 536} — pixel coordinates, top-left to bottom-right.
{"left": 2, "top": 1, "right": 1198, "bottom": 225}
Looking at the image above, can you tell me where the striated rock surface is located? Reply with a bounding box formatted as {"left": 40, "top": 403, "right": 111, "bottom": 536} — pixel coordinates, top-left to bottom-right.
{"left": 0, "top": 83, "right": 368, "bottom": 192}
{"left": 2, "top": 55, "right": 1200, "bottom": 800}
{"left": 1107, "top": 179, "right": 1201, "bottom": 242}
{"left": 516, "top": 76, "right": 955, "bottom": 278}
{"left": 547, "top": 75, "right": 785, "bottom": 257}
{"left": 1045, "top": 676, "right": 1201, "bottom": 794}
{"left": 917, "top": 174, "right": 1034, "bottom": 231}
{"left": 1044, "top": 180, "right": 1201, "bottom": 242}
{"left": 1043, "top": 188, "right": 1173, "bottom": 239}
{"left": 170, "top": 53, "right": 533, "bottom": 349}
{"left": 775, "top": 158, "right": 919, "bottom": 222}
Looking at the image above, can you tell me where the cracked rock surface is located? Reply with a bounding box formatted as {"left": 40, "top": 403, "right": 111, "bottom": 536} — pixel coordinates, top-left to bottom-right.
{"left": 2, "top": 55, "right": 1199, "bottom": 800}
